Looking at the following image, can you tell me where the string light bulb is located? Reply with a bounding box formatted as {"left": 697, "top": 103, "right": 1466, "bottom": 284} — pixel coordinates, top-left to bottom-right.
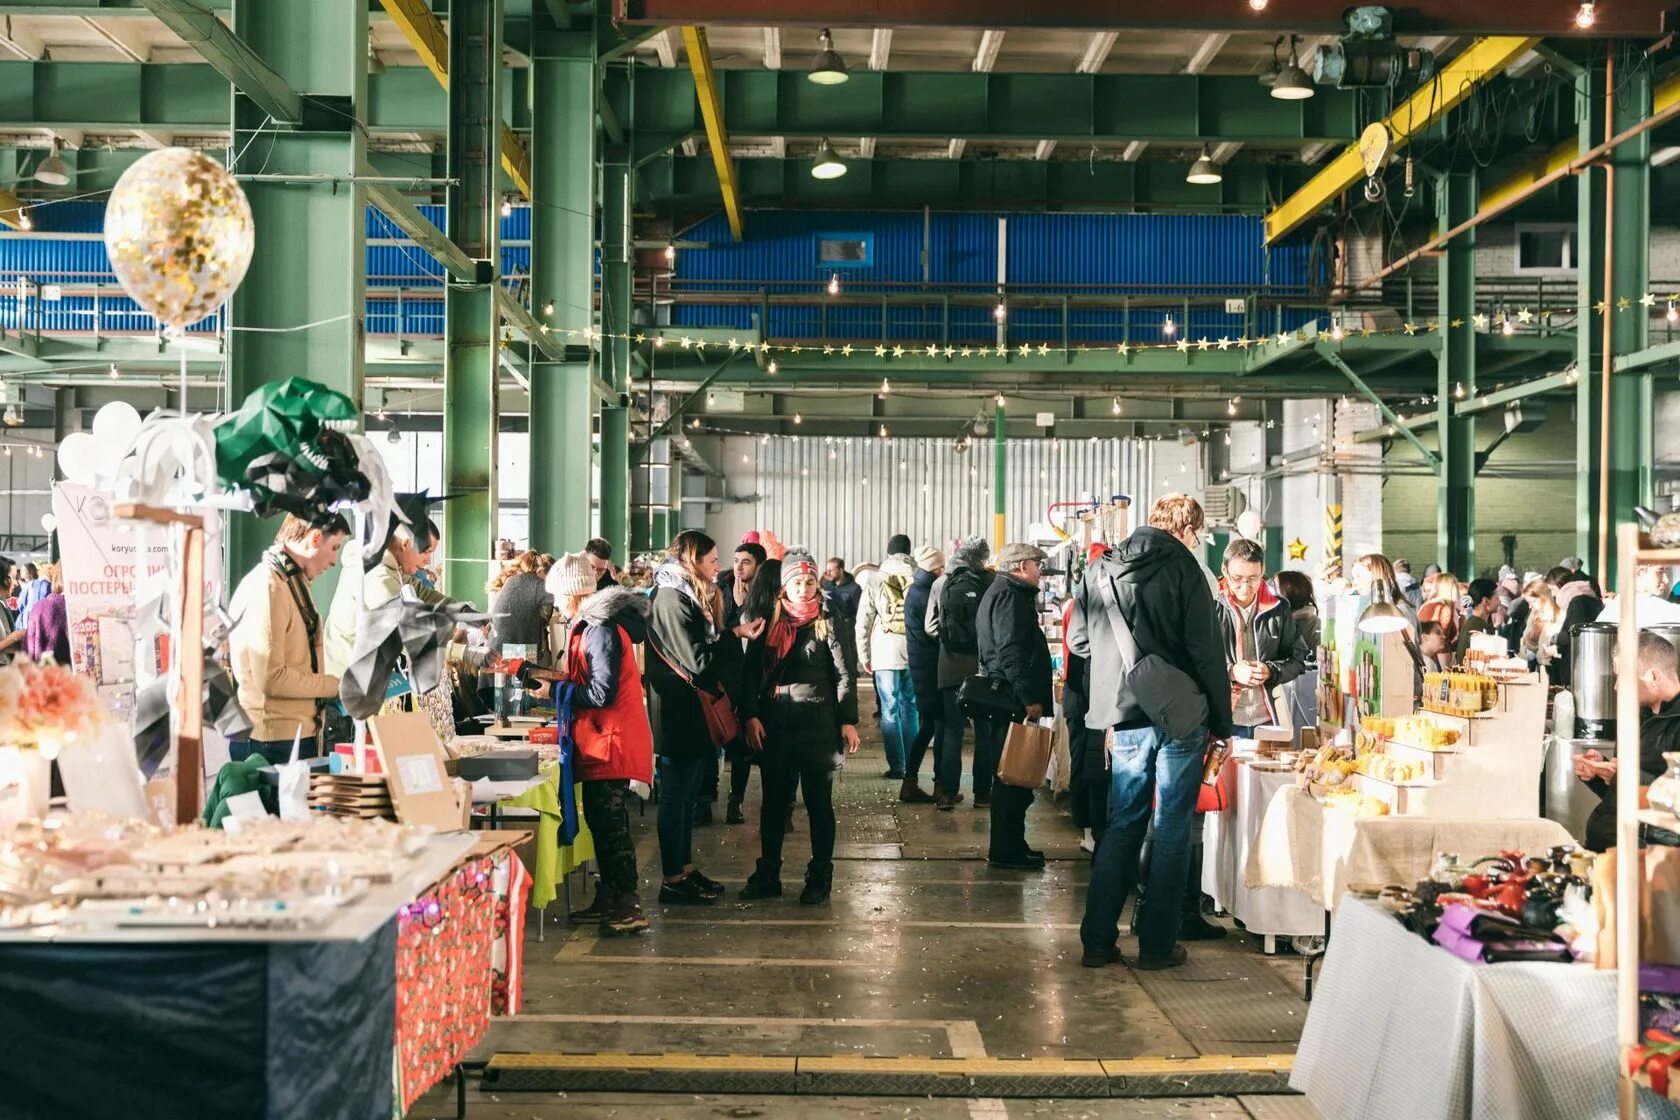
{"left": 880, "top": 377, "right": 890, "bottom": 396}
{"left": 108, "top": 363, "right": 119, "bottom": 379}
{"left": 1330, "top": 322, "right": 1344, "bottom": 341}
{"left": 793, "top": 411, "right": 801, "bottom": 424}
{"left": 1575, "top": 2, "right": 1595, "bottom": 28}
{"left": 1223, "top": 431, "right": 1232, "bottom": 446}
{"left": 768, "top": 358, "right": 778, "bottom": 374}
{"left": 994, "top": 300, "right": 1006, "bottom": 322}
{"left": 827, "top": 273, "right": 840, "bottom": 296}
{"left": 1162, "top": 313, "right": 1176, "bottom": 338}
{"left": 17, "top": 211, "right": 30, "bottom": 231}
{"left": 664, "top": 241, "right": 676, "bottom": 263}
{"left": 542, "top": 299, "right": 554, "bottom": 317}
{"left": 1668, "top": 300, "right": 1677, "bottom": 323}
{"left": 1454, "top": 382, "right": 1466, "bottom": 399}
{"left": 499, "top": 198, "right": 512, "bottom": 218}
{"left": 995, "top": 393, "right": 1006, "bottom": 407}
{"left": 1501, "top": 316, "right": 1515, "bottom": 336}
{"left": 1248, "top": 0, "right": 1268, "bottom": 9}
{"left": 1111, "top": 397, "right": 1122, "bottom": 415}
{"left": 879, "top": 424, "right": 888, "bottom": 439}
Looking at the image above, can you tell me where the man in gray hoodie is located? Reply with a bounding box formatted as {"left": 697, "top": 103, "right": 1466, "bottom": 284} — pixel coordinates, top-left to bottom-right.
{"left": 858, "top": 533, "right": 919, "bottom": 779}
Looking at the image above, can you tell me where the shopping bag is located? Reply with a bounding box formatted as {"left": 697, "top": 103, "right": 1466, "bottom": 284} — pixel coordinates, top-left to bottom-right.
{"left": 996, "top": 721, "right": 1054, "bottom": 789}
{"left": 276, "top": 729, "right": 311, "bottom": 821}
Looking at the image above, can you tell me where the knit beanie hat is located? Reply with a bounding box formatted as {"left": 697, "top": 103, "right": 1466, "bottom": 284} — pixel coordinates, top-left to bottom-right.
{"left": 546, "top": 551, "right": 596, "bottom": 599}
{"left": 914, "top": 545, "right": 945, "bottom": 572}
{"left": 951, "top": 535, "right": 991, "bottom": 568}
{"left": 781, "top": 549, "right": 819, "bottom": 586}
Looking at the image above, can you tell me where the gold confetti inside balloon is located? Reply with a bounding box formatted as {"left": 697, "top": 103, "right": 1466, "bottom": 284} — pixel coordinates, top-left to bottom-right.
{"left": 102, "top": 148, "right": 254, "bottom": 332}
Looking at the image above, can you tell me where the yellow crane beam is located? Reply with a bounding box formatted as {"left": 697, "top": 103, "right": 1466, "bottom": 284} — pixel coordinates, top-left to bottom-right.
{"left": 375, "top": 0, "right": 532, "bottom": 199}
{"left": 0, "top": 188, "right": 28, "bottom": 232}
{"left": 681, "top": 25, "right": 744, "bottom": 241}
{"left": 1264, "top": 36, "right": 1540, "bottom": 245}
{"left": 1480, "top": 71, "right": 1680, "bottom": 215}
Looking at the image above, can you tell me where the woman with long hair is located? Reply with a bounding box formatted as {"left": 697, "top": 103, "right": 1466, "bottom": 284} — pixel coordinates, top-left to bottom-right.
{"left": 1417, "top": 572, "right": 1462, "bottom": 652}
{"left": 1274, "top": 569, "right": 1320, "bottom": 731}
{"left": 737, "top": 551, "right": 859, "bottom": 905}
{"left": 1521, "top": 578, "right": 1564, "bottom": 672}
{"left": 488, "top": 549, "right": 554, "bottom": 653}
{"left": 1351, "top": 552, "right": 1417, "bottom": 633}
{"left": 645, "top": 531, "right": 764, "bottom": 904}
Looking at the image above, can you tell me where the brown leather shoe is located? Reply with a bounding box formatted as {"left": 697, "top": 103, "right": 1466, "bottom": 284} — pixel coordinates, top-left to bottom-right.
{"left": 898, "top": 781, "right": 935, "bottom": 804}
{"left": 1133, "top": 945, "right": 1188, "bottom": 971}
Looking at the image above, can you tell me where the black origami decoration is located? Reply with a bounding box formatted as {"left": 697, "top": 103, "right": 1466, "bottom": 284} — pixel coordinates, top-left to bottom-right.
{"left": 338, "top": 593, "right": 489, "bottom": 719}
{"left": 243, "top": 427, "right": 369, "bottom": 525}
{"left": 363, "top": 490, "right": 453, "bottom": 572}
{"left": 133, "top": 651, "right": 254, "bottom": 778}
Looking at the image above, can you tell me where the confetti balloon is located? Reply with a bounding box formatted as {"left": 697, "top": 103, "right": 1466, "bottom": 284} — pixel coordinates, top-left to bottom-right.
{"left": 102, "top": 148, "right": 254, "bottom": 332}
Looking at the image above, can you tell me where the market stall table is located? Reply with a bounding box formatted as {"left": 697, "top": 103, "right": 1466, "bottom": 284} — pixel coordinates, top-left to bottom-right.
{"left": 1202, "top": 754, "right": 1323, "bottom": 951}
{"left": 1293, "top": 895, "right": 1680, "bottom": 1120}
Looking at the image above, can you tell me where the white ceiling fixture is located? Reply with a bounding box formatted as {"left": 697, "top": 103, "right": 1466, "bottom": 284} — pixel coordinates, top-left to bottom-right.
{"left": 859, "top": 136, "right": 877, "bottom": 158}
{"left": 34, "top": 139, "right": 69, "bottom": 186}
{"left": 1653, "top": 147, "right": 1680, "bottom": 168}
{"left": 1034, "top": 139, "right": 1057, "bottom": 161}
{"left": 1075, "top": 30, "right": 1118, "bottom": 74}
{"left": 1184, "top": 33, "right": 1229, "bottom": 75}
{"left": 869, "top": 29, "right": 892, "bottom": 71}
{"left": 809, "top": 28, "right": 849, "bottom": 84}
{"left": 1121, "top": 141, "right": 1148, "bottom": 162}
{"left": 972, "top": 29, "right": 1006, "bottom": 73}
{"left": 82, "top": 16, "right": 148, "bottom": 62}
{"left": 948, "top": 138, "right": 967, "bottom": 159}
{"left": 762, "top": 26, "right": 781, "bottom": 69}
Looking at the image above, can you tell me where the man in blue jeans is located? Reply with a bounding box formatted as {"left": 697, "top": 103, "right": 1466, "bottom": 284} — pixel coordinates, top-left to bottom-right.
{"left": 858, "top": 533, "right": 919, "bottom": 779}
{"left": 1071, "top": 494, "right": 1234, "bottom": 971}
{"left": 927, "top": 536, "right": 995, "bottom": 809}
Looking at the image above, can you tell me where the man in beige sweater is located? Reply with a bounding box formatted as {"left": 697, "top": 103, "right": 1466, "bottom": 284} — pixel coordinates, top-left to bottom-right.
{"left": 227, "top": 514, "right": 349, "bottom": 763}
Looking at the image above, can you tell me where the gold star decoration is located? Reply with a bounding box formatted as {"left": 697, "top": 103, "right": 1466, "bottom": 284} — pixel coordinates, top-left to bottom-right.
{"left": 758, "top": 341, "right": 772, "bottom": 353}
{"left": 1360, "top": 327, "right": 1374, "bottom": 337}
{"left": 1517, "top": 308, "right": 1533, "bottom": 324}
{"left": 1472, "top": 313, "right": 1488, "bottom": 330}
{"left": 822, "top": 345, "right": 834, "bottom": 355}
{"left": 1217, "top": 337, "right": 1231, "bottom": 351}
{"left": 1594, "top": 299, "right": 1609, "bottom": 314}
{"left": 892, "top": 346, "right": 905, "bottom": 358}
{"left": 874, "top": 345, "right": 886, "bottom": 357}
{"left": 1277, "top": 331, "right": 1292, "bottom": 346}
{"left": 926, "top": 344, "right": 940, "bottom": 357}
{"left": 942, "top": 346, "right": 955, "bottom": 358}
{"left": 1448, "top": 319, "right": 1463, "bottom": 329}
{"left": 961, "top": 347, "right": 972, "bottom": 357}
{"left": 1237, "top": 337, "right": 1251, "bottom": 349}
{"left": 1175, "top": 338, "right": 1190, "bottom": 353}
{"left": 1038, "top": 343, "right": 1050, "bottom": 356}
{"left": 1426, "top": 320, "right": 1439, "bottom": 333}
{"left": 842, "top": 344, "right": 854, "bottom": 356}
{"left": 680, "top": 336, "right": 693, "bottom": 349}
{"left": 1402, "top": 323, "right": 1417, "bottom": 336}
{"left": 1617, "top": 296, "right": 1631, "bottom": 311}
{"left": 727, "top": 338, "right": 739, "bottom": 351}
{"left": 1287, "top": 537, "right": 1309, "bottom": 562}
{"left": 634, "top": 332, "right": 645, "bottom": 343}
{"left": 1641, "top": 293, "right": 1657, "bottom": 307}
{"left": 1196, "top": 338, "right": 1210, "bottom": 351}
{"left": 789, "top": 344, "right": 802, "bottom": 353}
{"left": 1117, "top": 342, "right": 1131, "bottom": 356}
{"left": 1020, "top": 343, "right": 1032, "bottom": 357}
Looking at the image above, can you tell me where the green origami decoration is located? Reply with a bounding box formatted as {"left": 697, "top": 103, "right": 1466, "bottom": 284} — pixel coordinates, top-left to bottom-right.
{"left": 213, "top": 377, "right": 358, "bottom": 486}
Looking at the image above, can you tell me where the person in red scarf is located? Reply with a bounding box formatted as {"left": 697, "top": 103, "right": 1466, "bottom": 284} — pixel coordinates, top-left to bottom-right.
{"left": 737, "top": 550, "right": 860, "bottom": 905}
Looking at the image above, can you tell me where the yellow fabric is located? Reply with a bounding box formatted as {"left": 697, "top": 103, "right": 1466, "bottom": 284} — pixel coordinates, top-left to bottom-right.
{"left": 499, "top": 766, "right": 594, "bottom": 909}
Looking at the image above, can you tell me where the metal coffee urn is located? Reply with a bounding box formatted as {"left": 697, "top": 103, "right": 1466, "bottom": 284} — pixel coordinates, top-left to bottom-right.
{"left": 1572, "top": 623, "right": 1618, "bottom": 740}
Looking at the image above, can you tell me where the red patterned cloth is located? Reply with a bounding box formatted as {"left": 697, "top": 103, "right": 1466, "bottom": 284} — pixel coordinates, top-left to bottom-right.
{"left": 394, "top": 851, "right": 530, "bottom": 1111}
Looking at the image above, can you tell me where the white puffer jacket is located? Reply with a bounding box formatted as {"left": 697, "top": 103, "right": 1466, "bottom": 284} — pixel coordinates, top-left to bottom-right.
{"left": 856, "top": 553, "right": 916, "bottom": 672}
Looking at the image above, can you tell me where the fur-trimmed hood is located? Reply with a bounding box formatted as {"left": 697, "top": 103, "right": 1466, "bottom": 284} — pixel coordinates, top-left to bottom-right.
{"left": 579, "top": 585, "right": 650, "bottom": 643}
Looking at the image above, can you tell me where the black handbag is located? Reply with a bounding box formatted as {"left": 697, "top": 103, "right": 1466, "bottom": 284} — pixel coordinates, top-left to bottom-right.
{"left": 958, "top": 674, "right": 1023, "bottom": 721}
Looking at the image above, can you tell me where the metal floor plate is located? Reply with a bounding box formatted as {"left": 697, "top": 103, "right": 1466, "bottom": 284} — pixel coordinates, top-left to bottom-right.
{"left": 1130, "top": 951, "right": 1306, "bottom": 1057}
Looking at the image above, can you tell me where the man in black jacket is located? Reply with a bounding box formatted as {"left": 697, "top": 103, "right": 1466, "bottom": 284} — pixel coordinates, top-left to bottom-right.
{"left": 1577, "top": 630, "right": 1680, "bottom": 851}
{"left": 1216, "top": 539, "right": 1309, "bottom": 735}
{"left": 1072, "top": 494, "right": 1234, "bottom": 971}
{"left": 978, "top": 542, "right": 1055, "bottom": 871}
{"left": 901, "top": 546, "right": 945, "bottom": 804}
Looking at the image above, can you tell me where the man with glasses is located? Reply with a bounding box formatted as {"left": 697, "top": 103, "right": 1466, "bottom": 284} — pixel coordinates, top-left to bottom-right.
{"left": 1215, "top": 538, "right": 1310, "bottom": 737}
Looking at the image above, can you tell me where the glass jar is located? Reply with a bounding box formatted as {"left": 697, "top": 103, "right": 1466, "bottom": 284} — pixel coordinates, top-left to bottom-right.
{"left": 1648, "top": 752, "right": 1680, "bottom": 819}
{"left": 1429, "top": 851, "right": 1471, "bottom": 888}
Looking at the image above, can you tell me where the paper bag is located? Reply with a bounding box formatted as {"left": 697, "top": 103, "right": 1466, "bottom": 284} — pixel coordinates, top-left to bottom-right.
{"left": 276, "top": 730, "right": 310, "bottom": 821}
{"left": 996, "top": 721, "right": 1054, "bottom": 789}
{"left": 1595, "top": 846, "right": 1680, "bottom": 968}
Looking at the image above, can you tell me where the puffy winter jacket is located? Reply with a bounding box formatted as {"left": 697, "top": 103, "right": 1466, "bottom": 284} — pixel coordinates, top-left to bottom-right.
{"left": 1215, "top": 580, "right": 1310, "bottom": 725}
{"left": 740, "top": 607, "right": 859, "bottom": 773}
{"left": 977, "top": 571, "right": 1054, "bottom": 715}
{"left": 822, "top": 575, "right": 862, "bottom": 624}
{"left": 857, "top": 553, "right": 916, "bottom": 671}
{"left": 1068, "top": 526, "right": 1233, "bottom": 738}
{"left": 904, "top": 566, "right": 941, "bottom": 700}
{"left": 564, "top": 587, "right": 654, "bottom": 784}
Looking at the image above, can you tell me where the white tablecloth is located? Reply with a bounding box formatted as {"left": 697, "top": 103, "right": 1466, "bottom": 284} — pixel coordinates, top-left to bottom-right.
{"left": 1202, "top": 757, "right": 1322, "bottom": 938}
{"left": 1294, "top": 897, "right": 1680, "bottom": 1120}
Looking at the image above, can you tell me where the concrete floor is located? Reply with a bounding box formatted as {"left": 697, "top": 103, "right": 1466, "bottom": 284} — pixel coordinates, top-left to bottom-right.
{"left": 416, "top": 711, "right": 1322, "bottom": 1120}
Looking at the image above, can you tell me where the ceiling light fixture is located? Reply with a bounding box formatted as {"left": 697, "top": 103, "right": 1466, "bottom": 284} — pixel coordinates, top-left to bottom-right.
{"left": 808, "top": 28, "right": 850, "bottom": 85}
{"left": 664, "top": 241, "right": 676, "bottom": 263}
{"left": 1186, "top": 149, "right": 1222, "bottom": 185}
{"left": 17, "top": 211, "right": 30, "bottom": 231}
{"left": 386, "top": 424, "right": 402, "bottom": 445}
{"left": 499, "top": 198, "right": 512, "bottom": 218}
{"left": 1576, "top": 2, "right": 1596, "bottom": 28}
{"left": 542, "top": 299, "right": 554, "bottom": 317}
{"left": 1162, "top": 313, "right": 1176, "bottom": 337}
{"left": 811, "top": 138, "right": 848, "bottom": 179}
{"left": 993, "top": 300, "right": 1006, "bottom": 322}
{"left": 828, "top": 273, "right": 841, "bottom": 296}
{"left": 34, "top": 140, "right": 69, "bottom": 187}
{"left": 1111, "top": 397, "right": 1122, "bottom": 415}
{"left": 768, "top": 359, "right": 778, "bottom": 374}
{"left": 1271, "top": 36, "right": 1315, "bottom": 101}
{"left": 1248, "top": 0, "right": 1268, "bottom": 9}
{"left": 108, "top": 362, "right": 119, "bottom": 379}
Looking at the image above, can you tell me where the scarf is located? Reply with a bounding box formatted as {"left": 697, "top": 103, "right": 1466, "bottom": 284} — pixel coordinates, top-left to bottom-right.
{"left": 762, "top": 593, "right": 823, "bottom": 686}
{"left": 264, "top": 543, "right": 321, "bottom": 672}
{"left": 655, "top": 558, "right": 718, "bottom": 638}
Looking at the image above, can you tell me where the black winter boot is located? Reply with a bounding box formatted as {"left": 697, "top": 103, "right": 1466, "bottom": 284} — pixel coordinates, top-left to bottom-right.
{"left": 1127, "top": 835, "right": 1153, "bottom": 936}
{"left": 1179, "top": 842, "right": 1227, "bottom": 941}
{"left": 799, "top": 862, "right": 833, "bottom": 905}
{"left": 739, "top": 859, "right": 784, "bottom": 900}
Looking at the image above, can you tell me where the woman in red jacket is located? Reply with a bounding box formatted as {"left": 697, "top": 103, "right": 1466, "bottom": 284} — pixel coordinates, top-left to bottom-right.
{"left": 549, "top": 552, "right": 656, "bottom": 935}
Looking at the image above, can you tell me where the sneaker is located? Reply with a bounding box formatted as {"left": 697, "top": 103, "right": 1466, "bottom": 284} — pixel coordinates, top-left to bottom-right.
{"left": 936, "top": 796, "right": 957, "bottom": 812}
{"left": 658, "top": 876, "right": 716, "bottom": 905}
{"left": 1133, "top": 945, "right": 1189, "bottom": 971}
{"left": 898, "top": 782, "right": 935, "bottom": 804}
{"left": 687, "top": 869, "right": 726, "bottom": 899}
{"left": 739, "top": 874, "right": 783, "bottom": 900}
{"left": 1080, "top": 944, "right": 1121, "bottom": 968}
{"left": 987, "top": 854, "right": 1046, "bottom": 872}
{"left": 603, "top": 894, "right": 650, "bottom": 936}
{"left": 882, "top": 768, "right": 906, "bottom": 780}
{"left": 568, "top": 889, "right": 610, "bottom": 924}
{"left": 694, "top": 802, "right": 714, "bottom": 826}
{"left": 726, "top": 801, "right": 746, "bottom": 825}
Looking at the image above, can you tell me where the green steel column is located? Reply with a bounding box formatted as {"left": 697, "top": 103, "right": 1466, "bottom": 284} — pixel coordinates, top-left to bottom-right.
{"left": 227, "top": 0, "right": 366, "bottom": 594}
{"left": 1262, "top": 401, "right": 1283, "bottom": 575}
{"left": 441, "top": 0, "right": 502, "bottom": 599}
{"left": 598, "top": 68, "right": 633, "bottom": 554}
{"left": 1609, "top": 64, "right": 1653, "bottom": 573}
{"left": 1576, "top": 65, "right": 1608, "bottom": 572}
{"left": 993, "top": 401, "right": 1006, "bottom": 551}
{"left": 1437, "top": 170, "right": 1476, "bottom": 577}
{"left": 530, "top": 25, "right": 597, "bottom": 553}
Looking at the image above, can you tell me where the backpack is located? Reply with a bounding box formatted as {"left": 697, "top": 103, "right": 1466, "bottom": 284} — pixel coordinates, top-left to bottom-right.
{"left": 940, "top": 568, "right": 992, "bottom": 655}
{"left": 878, "top": 573, "right": 909, "bottom": 636}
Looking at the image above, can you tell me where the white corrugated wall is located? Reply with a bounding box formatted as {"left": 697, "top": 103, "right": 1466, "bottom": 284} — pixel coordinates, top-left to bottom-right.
{"left": 712, "top": 435, "right": 1154, "bottom": 564}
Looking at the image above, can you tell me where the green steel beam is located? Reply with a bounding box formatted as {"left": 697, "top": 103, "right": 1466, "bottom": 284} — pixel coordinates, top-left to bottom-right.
{"left": 1316, "top": 344, "right": 1439, "bottom": 469}
{"left": 529, "top": 24, "right": 596, "bottom": 553}
{"left": 1613, "top": 337, "right": 1680, "bottom": 374}
{"left": 641, "top": 154, "right": 1310, "bottom": 212}
{"left": 442, "top": 0, "right": 503, "bottom": 599}
{"left": 1611, "top": 65, "right": 1654, "bottom": 572}
{"left": 631, "top": 69, "right": 1362, "bottom": 145}
{"left": 1437, "top": 170, "right": 1476, "bottom": 576}
{"left": 598, "top": 69, "right": 633, "bottom": 554}
{"left": 137, "top": 0, "right": 302, "bottom": 123}
{"left": 226, "top": 0, "right": 368, "bottom": 597}
{"left": 364, "top": 171, "right": 474, "bottom": 282}
{"left": 1453, "top": 370, "right": 1580, "bottom": 416}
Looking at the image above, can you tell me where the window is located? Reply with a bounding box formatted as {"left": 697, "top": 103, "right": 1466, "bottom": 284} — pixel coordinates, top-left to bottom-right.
{"left": 817, "top": 233, "right": 873, "bottom": 269}
{"left": 1515, "top": 225, "right": 1577, "bottom": 273}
